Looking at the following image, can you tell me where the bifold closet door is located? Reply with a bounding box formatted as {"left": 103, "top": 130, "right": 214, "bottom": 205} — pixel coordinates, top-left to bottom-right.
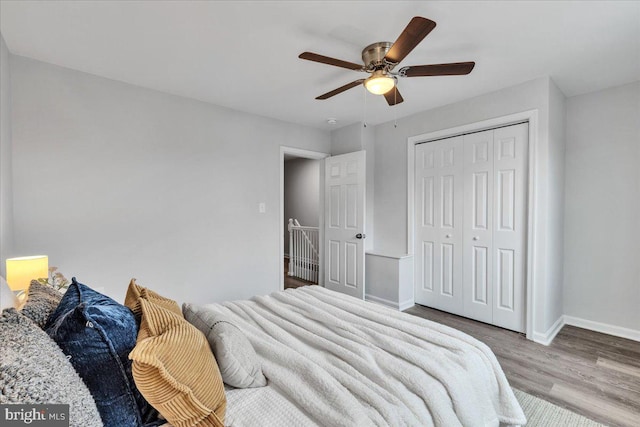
{"left": 462, "top": 130, "right": 495, "bottom": 324}
{"left": 414, "top": 136, "right": 464, "bottom": 316}
{"left": 414, "top": 122, "right": 528, "bottom": 333}
{"left": 490, "top": 123, "right": 528, "bottom": 332}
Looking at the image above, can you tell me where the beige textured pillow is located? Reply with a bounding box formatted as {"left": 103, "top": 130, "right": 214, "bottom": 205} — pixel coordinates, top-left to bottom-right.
{"left": 183, "top": 303, "right": 267, "bottom": 389}
{"left": 129, "top": 299, "right": 226, "bottom": 427}
{"left": 124, "top": 279, "right": 182, "bottom": 318}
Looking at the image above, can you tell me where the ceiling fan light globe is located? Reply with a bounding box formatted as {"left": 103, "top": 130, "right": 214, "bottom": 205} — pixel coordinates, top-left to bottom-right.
{"left": 365, "top": 75, "right": 395, "bottom": 95}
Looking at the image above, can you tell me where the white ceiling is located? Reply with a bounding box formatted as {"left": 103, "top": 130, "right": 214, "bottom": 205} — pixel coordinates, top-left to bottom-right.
{"left": 1, "top": 1, "right": 639, "bottom": 130}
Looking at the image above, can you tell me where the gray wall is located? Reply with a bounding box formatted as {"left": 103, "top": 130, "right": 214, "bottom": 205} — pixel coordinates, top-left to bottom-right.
{"left": 10, "top": 55, "right": 331, "bottom": 303}
{"left": 6, "top": 44, "right": 638, "bottom": 338}
{"left": 283, "top": 157, "right": 319, "bottom": 256}
{"left": 0, "top": 33, "right": 14, "bottom": 277}
{"left": 564, "top": 81, "right": 640, "bottom": 330}
{"left": 371, "top": 77, "right": 564, "bottom": 336}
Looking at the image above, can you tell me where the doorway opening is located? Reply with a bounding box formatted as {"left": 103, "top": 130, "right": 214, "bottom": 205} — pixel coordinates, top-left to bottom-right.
{"left": 279, "top": 147, "right": 329, "bottom": 290}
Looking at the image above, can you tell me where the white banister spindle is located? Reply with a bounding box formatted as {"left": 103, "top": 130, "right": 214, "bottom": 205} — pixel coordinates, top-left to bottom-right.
{"left": 308, "top": 234, "right": 311, "bottom": 281}
{"left": 295, "top": 230, "right": 300, "bottom": 277}
{"left": 302, "top": 231, "right": 306, "bottom": 281}
{"left": 288, "top": 219, "right": 294, "bottom": 276}
{"left": 305, "top": 233, "right": 308, "bottom": 281}
{"left": 304, "top": 231, "right": 308, "bottom": 282}
{"left": 287, "top": 218, "right": 319, "bottom": 285}
{"left": 313, "top": 231, "right": 317, "bottom": 282}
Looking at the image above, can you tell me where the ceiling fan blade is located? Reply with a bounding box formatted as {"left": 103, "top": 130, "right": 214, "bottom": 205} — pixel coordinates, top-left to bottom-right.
{"left": 316, "top": 79, "right": 365, "bottom": 100}
{"left": 384, "top": 17, "right": 436, "bottom": 64}
{"left": 400, "top": 62, "right": 476, "bottom": 77}
{"left": 299, "top": 52, "right": 363, "bottom": 71}
{"left": 383, "top": 86, "right": 404, "bottom": 106}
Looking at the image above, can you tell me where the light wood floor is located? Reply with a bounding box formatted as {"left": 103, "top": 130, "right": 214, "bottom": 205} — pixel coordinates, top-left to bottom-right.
{"left": 405, "top": 304, "right": 640, "bottom": 427}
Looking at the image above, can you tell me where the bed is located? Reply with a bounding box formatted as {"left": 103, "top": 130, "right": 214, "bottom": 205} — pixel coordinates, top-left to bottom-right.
{"left": 2, "top": 280, "right": 526, "bottom": 427}
{"left": 200, "top": 285, "right": 526, "bottom": 427}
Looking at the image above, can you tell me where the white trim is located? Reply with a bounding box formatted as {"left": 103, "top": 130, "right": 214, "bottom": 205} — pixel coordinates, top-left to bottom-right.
{"left": 564, "top": 315, "right": 640, "bottom": 343}
{"left": 406, "top": 110, "right": 539, "bottom": 341}
{"left": 399, "top": 299, "right": 415, "bottom": 311}
{"left": 280, "top": 146, "right": 329, "bottom": 291}
{"left": 365, "top": 251, "right": 412, "bottom": 260}
{"left": 282, "top": 147, "right": 329, "bottom": 160}
{"left": 532, "top": 315, "right": 565, "bottom": 346}
{"left": 531, "top": 315, "right": 640, "bottom": 345}
{"left": 364, "top": 294, "right": 412, "bottom": 311}
{"left": 365, "top": 294, "right": 397, "bottom": 308}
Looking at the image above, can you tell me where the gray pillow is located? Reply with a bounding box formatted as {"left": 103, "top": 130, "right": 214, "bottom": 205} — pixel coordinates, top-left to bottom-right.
{"left": 20, "top": 280, "right": 62, "bottom": 328}
{"left": 0, "top": 308, "right": 103, "bottom": 427}
{"left": 183, "top": 303, "right": 267, "bottom": 388}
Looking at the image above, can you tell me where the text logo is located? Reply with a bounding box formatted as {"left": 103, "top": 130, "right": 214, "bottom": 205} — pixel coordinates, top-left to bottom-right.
{"left": 0, "top": 405, "right": 69, "bottom": 426}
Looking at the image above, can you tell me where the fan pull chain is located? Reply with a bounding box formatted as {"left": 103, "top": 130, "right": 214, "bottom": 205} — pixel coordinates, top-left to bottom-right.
{"left": 362, "top": 87, "right": 368, "bottom": 128}
{"left": 359, "top": 91, "right": 364, "bottom": 148}
{"left": 394, "top": 88, "right": 398, "bottom": 128}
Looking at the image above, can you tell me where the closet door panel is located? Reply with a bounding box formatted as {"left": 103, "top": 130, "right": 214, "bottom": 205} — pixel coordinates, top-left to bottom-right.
{"left": 415, "top": 137, "right": 464, "bottom": 315}
{"left": 492, "top": 123, "right": 528, "bottom": 332}
{"left": 463, "top": 130, "right": 494, "bottom": 323}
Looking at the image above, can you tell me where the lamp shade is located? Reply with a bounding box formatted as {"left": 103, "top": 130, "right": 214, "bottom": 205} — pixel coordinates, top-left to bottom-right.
{"left": 364, "top": 71, "right": 395, "bottom": 95}
{"left": 6, "top": 256, "right": 49, "bottom": 291}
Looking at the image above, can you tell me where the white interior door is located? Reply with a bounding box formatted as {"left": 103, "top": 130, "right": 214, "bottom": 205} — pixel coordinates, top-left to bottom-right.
{"left": 492, "top": 123, "right": 528, "bottom": 332}
{"left": 463, "top": 130, "right": 494, "bottom": 323}
{"left": 324, "top": 151, "right": 366, "bottom": 299}
{"left": 414, "top": 137, "right": 464, "bottom": 315}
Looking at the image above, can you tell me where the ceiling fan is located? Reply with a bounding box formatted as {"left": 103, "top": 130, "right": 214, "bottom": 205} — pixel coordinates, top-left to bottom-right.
{"left": 299, "top": 17, "right": 475, "bottom": 106}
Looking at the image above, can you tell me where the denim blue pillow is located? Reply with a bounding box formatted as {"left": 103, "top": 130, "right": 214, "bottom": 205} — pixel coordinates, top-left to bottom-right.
{"left": 45, "top": 278, "right": 158, "bottom": 427}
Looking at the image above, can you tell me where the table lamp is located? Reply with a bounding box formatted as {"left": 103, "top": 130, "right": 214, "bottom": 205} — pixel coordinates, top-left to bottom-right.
{"left": 6, "top": 255, "right": 49, "bottom": 292}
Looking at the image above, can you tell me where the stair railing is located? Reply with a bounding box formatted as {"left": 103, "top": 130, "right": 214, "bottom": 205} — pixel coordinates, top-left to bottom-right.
{"left": 288, "top": 218, "right": 319, "bottom": 284}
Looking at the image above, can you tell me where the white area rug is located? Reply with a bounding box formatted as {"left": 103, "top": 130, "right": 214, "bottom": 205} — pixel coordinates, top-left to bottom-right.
{"left": 514, "top": 389, "right": 608, "bottom": 427}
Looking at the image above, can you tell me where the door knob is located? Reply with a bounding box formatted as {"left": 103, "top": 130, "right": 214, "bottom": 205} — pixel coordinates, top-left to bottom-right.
{"left": 356, "top": 233, "right": 366, "bottom": 239}
{"left": 473, "top": 236, "right": 480, "bottom": 241}
{"left": 445, "top": 234, "right": 452, "bottom": 238}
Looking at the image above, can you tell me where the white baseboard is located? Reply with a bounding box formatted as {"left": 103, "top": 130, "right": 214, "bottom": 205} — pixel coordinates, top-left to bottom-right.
{"left": 563, "top": 315, "right": 640, "bottom": 343}
{"left": 399, "top": 299, "right": 415, "bottom": 311}
{"left": 365, "top": 294, "right": 640, "bottom": 344}
{"left": 532, "top": 315, "right": 640, "bottom": 345}
{"left": 365, "top": 294, "right": 404, "bottom": 311}
{"left": 532, "top": 315, "right": 565, "bottom": 346}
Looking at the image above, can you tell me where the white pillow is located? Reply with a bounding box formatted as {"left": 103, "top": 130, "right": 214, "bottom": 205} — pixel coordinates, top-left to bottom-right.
{"left": 183, "top": 303, "right": 267, "bottom": 389}
{"left": 0, "top": 276, "right": 18, "bottom": 311}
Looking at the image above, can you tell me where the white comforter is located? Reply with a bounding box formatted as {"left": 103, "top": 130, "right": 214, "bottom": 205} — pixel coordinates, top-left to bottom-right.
{"left": 207, "top": 286, "right": 526, "bottom": 427}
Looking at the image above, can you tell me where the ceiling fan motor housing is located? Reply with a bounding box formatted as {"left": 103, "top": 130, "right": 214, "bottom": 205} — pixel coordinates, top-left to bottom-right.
{"left": 362, "top": 42, "right": 393, "bottom": 71}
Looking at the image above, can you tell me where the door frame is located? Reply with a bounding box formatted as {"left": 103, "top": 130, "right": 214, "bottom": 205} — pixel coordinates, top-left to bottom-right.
{"left": 406, "top": 110, "right": 539, "bottom": 340}
{"left": 279, "top": 146, "right": 330, "bottom": 290}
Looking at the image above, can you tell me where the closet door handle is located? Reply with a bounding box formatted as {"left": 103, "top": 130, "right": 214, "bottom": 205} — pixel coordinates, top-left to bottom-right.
{"left": 473, "top": 236, "right": 480, "bottom": 241}
{"left": 445, "top": 234, "right": 452, "bottom": 238}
